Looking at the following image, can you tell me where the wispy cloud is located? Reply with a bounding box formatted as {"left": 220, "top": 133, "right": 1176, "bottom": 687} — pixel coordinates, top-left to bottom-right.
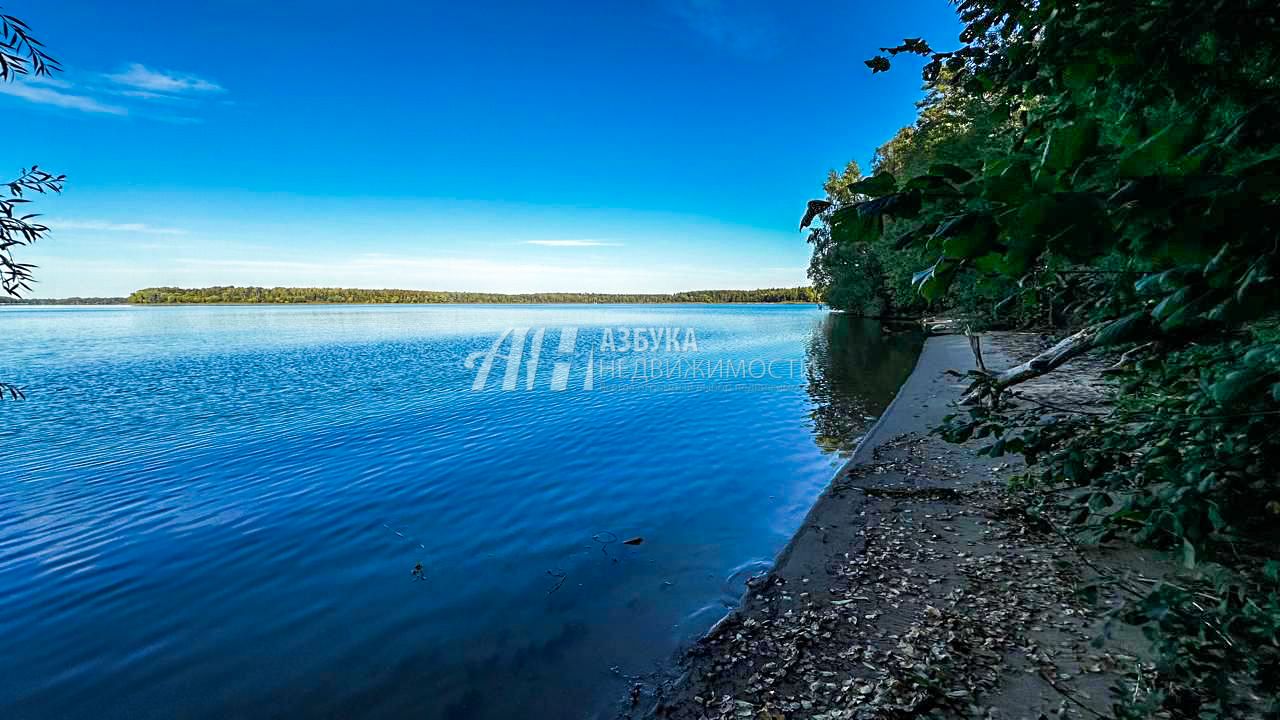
{"left": 104, "top": 63, "right": 223, "bottom": 95}
{"left": 0, "top": 81, "right": 127, "bottom": 115}
{"left": 523, "top": 240, "right": 621, "bottom": 247}
{"left": 21, "top": 74, "right": 74, "bottom": 89}
{"left": 664, "top": 0, "right": 776, "bottom": 55}
{"left": 0, "top": 61, "right": 228, "bottom": 119}
{"left": 54, "top": 219, "right": 188, "bottom": 235}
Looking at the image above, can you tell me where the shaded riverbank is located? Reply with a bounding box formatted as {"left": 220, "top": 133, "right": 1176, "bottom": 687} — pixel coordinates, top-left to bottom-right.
{"left": 640, "top": 333, "right": 1165, "bottom": 719}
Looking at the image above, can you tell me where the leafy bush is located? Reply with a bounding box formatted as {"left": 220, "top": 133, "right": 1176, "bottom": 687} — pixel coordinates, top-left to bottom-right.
{"left": 809, "top": 0, "right": 1280, "bottom": 713}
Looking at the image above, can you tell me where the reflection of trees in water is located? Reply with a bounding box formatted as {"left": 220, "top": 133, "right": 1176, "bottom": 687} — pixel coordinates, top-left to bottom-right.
{"left": 805, "top": 315, "right": 923, "bottom": 454}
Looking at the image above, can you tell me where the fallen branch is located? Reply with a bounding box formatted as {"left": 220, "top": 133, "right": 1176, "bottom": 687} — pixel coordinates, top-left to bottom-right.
{"left": 962, "top": 324, "right": 1104, "bottom": 405}
{"left": 966, "top": 326, "right": 987, "bottom": 374}
{"left": 1102, "top": 341, "right": 1155, "bottom": 374}
{"left": 861, "top": 486, "right": 965, "bottom": 500}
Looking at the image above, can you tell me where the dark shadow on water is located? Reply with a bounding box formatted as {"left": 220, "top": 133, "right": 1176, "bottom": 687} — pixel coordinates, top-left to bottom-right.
{"left": 805, "top": 316, "right": 924, "bottom": 455}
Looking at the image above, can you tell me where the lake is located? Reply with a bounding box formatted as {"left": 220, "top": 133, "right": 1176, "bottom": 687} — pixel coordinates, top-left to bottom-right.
{"left": 0, "top": 304, "right": 921, "bottom": 719}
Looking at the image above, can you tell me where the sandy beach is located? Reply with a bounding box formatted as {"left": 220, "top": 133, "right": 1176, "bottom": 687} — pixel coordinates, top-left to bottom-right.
{"left": 637, "top": 333, "right": 1165, "bottom": 720}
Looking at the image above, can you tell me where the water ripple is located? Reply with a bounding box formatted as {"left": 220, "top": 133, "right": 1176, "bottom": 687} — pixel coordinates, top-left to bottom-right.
{"left": 0, "top": 304, "right": 920, "bottom": 719}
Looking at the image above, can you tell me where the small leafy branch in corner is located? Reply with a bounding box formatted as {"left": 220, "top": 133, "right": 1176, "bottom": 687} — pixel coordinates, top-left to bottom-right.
{"left": 1, "top": 8, "right": 64, "bottom": 401}
{"left": 1, "top": 7, "right": 64, "bottom": 299}
{"left": 1, "top": 9, "right": 59, "bottom": 80}
{"left": 2, "top": 166, "right": 64, "bottom": 297}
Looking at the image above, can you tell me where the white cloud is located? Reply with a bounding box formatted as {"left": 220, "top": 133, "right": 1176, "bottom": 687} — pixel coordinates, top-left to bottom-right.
{"left": 21, "top": 74, "right": 73, "bottom": 89}
{"left": 0, "top": 81, "right": 127, "bottom": 115}
{"left": 117, "top": 89, "right": 176, "bottom": 100}
{"left": 523, "top": 240, "right": 621, "bottom": 247}
{"left": 54, "top": 219, "right": 188, "bottom": 235}
{"left": 1, "top": 62, "right": 225, "bottom": 118}
{"left": 104, "top": 63, "right": 223, "bottom": 95}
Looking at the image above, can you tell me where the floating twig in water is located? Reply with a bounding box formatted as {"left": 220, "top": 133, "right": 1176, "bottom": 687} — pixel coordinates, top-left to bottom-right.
{"left": 384, "top": 522, "right": 429, "bottom": 580}
{"left": 546, "top": 569, "right": 567, "bottom": 594}
{"left": 592, "top": 531, "right": 618, "bottom": 561}
{"left": 382, "top": 522, "right": 426, "bottom": 549}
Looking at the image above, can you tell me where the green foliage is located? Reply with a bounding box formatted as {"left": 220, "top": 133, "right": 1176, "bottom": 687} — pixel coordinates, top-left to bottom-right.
{"left": 126, "top": 285, "right": 820, "bottom": 305}
{"left": 1, "top": 11, "right": 59, "bottom": 78}
{"left": 1112, "top": 574, "right": 1280, "bottom": 719}
{"left": 1, "top": 11, "right": 63, "bottom": 401}
{"left": 834, "top": 0, "right": 1280, "bottom": 713}
{"left": 806, "top": 161, "right": 896, "bottom": 317}
{"left": 807, "top": 76, "right": 1031, "bottom": 326}
{"left": 1, "top": 12, "right": 63, "bottom": 297}
{"left": 945, "top": 339, "right": 1280, "bottom": 715}
{"left": 0, "top": 165, "right": 63, "bottom": 296}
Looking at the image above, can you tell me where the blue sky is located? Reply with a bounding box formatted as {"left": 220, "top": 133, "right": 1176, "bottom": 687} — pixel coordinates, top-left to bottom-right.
{"left": 6, "top": 1, "right": 960, "bottom": 297}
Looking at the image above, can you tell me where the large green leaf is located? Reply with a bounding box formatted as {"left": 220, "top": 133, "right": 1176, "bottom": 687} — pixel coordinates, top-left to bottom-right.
{"left": 928, "top": 163, "right": 974, "bottom": 185}
{"left": 846, "top": 172, "right": 898, "bottom": 197}
{"left": 982, "top": 159, "right": 1032, "bottom": 204}
{"left": 972, "top": 252, "right": 1007, "bottom": 273}
{"left": 1095, "top": 312, "right": 1148, "bottom": 347}
{"left": 1118, "top": 118, "right": 1200, "bottom": 177}
{"left": 1211, "top": 367, "right": 1268, "bottom": 407}
{"left": 1040, "top": 120, "right": 1098, "bottom": 173}
{"left": 912, "top": 258, "right": 958, "bottom": 302}
{"left": 934, "top": 212, "right": 996, "bottom": 259}
{"left": 1044, "top": 193, "right": 1108, "bottom": 261}
{"left": 1062, "top": 61, "right": 1100, "bottom": 92}
{"left": 858, "top": 190, "right": 922, "bottom": 220}
{"left": 1151, "top": 286, "right": 1194, "bottom": 323}
{"left": 830, "top": 203, "right": 882, "bottom": 246}
{"left": 1135, "top": 267, "right": 1199, "bottom": 296}
{"left": 903, "top": 174, "right": 963, "bottom": 198}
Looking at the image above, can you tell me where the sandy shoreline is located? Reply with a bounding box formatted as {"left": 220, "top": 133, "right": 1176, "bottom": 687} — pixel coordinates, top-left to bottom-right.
{"left": 760, "top": 335, "right": 981, "bottom": 590}
{"left": 632, "top": 333, "right": 1160, "bottom": 719}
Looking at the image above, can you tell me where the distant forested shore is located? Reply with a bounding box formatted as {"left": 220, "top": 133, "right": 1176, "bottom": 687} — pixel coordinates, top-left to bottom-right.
{"left": 0, "top": 296, "right": 126, "bottom": 305}
{"left": 126, "top": 286, "right": 819, "bottom": 304}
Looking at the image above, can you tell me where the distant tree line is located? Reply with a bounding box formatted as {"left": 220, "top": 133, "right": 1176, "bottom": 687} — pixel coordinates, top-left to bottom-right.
{"left": 126, "top": 286, "right": 820, "bottom": 305}
{"left": 0, "top": 296, "right": 125, "bottom": 305}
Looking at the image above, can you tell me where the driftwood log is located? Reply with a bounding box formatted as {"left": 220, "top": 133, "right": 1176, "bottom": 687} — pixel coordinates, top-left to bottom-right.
{"left": 962, "top": 324, "right": 1104, "bottom": 405}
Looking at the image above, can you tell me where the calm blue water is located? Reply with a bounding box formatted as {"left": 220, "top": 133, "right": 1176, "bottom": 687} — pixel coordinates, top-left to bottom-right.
{"left": 0, "top": 304, "right": 920, "bottom": 719}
